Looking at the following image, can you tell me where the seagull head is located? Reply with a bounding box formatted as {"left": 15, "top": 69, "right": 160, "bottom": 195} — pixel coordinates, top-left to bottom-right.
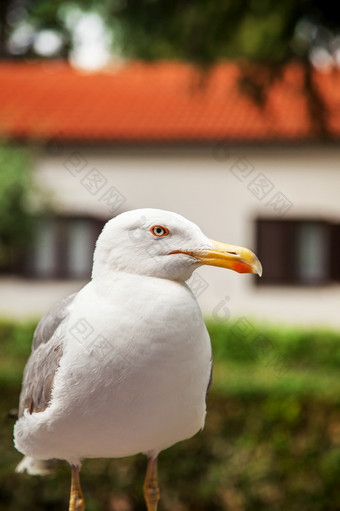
{"left": 92, "top": 208, "right": 262, "bottom": 281}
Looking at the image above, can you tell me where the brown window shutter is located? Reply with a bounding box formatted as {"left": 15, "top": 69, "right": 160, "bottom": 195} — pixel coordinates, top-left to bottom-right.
{"left": 256, "top": 219, "right": 295, "bottom": 284}
{"left": 257, "top": 219, "right": 332, "bottom": 286}
{"left": 330, "top": 223, "right": 340, "bottom": 282}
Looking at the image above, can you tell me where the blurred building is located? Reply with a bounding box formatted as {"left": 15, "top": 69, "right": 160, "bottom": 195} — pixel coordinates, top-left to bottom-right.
{"left": 0, "top": 60, "right": 340, "bottom": 326}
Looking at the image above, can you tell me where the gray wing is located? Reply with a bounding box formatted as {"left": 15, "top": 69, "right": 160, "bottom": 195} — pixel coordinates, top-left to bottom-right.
{"left": 32, "top": 293, "right": 77, "bottom": 350}
{"left": 18, "top": 293, "right": 77, "bottom": 417}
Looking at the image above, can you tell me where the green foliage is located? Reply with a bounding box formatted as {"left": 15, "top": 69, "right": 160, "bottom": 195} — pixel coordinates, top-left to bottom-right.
{"left": 207, "top": 319, "right": 340, "bottom": 402}
{"left": 1, "top": 0, "right": 340, "bottom": 65}
{"left": 0, "top": 318, "right": 36, "bottom": 386}
{"left": 206, "top": 319, "right": 340, "bottom": 370}
{"left": 0, "top": 141, "right": 35, "bottom": 270}
{"left": 1, "top": 318, "right": 340, "bottom": 510}
{"left": 110, "top": 0, "right": 298, "bottom": 64}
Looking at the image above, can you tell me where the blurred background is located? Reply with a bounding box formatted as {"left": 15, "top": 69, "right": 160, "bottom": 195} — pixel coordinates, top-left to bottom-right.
{"left": 1, "top": 1, "right": 340, "bottom": 510}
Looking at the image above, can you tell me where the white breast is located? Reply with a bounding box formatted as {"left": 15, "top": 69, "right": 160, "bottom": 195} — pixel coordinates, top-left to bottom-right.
{"left": 15, "top": 274, "right": 212, "bottom": 464}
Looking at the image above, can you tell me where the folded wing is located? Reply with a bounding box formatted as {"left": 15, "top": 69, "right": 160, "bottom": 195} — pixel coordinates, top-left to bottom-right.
{"left": 18, "top": 293, "right": 77, "bottom": 416}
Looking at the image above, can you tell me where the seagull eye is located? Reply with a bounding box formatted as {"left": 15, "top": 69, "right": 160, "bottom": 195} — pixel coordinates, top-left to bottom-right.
{"left": 150, "top": 225, "right": 169, "bottom": 237}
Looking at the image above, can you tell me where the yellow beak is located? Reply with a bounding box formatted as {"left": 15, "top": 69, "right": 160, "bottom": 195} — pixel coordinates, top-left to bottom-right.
{"left": 171, "top": 239, "right": 262, "bottom": 276}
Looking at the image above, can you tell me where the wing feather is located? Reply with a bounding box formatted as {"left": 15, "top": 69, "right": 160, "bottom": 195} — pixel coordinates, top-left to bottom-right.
{"left": 18, "top": 293, "right": 76, "bottom": 416}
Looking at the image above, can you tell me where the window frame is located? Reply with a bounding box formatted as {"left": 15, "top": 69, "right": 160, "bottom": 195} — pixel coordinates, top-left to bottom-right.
{"left": 255, "top": 217, "right": 336, "bottom": 287}
{"left": 12, "top": 214, "right": 107, "bottom": 280}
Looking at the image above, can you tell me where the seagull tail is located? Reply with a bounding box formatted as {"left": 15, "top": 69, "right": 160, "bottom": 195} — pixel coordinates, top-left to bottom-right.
{"left": 15, "top": 456, "right": 57, "bottom": 476}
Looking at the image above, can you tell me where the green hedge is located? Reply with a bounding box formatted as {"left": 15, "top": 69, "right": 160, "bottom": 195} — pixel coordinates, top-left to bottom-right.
{"left": 206, "top": 319, "right": 340, "bottom": 370}
{"left": 0, "top": 319, "right": 36, "bottom": 387}
{"left": 206, "top": 319, "right": 340, "bottom": 402}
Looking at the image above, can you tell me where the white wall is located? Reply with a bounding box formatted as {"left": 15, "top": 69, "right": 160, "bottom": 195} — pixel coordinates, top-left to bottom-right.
{"left": 1, "top": 144, "right": 339, "bottom": 328}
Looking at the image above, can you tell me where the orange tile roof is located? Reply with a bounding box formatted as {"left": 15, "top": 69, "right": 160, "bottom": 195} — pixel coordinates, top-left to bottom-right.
{"left": 0, "top": 60, "right": 340, "bottom": 143}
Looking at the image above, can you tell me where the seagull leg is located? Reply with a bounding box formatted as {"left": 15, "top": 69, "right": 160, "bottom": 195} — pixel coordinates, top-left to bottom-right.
{"left": 143, "top": 454, "right": 160, "bottom": 511}
{"left": 69, "top": 465, "right": 85, "bottom": 511}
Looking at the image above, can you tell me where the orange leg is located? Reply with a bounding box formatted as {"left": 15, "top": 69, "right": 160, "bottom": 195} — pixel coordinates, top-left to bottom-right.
{"left": 69, "top": 465, "right": 85, "bottom": 511}
{"left": 143, "top": 455, "right": 160, "bottom": 511}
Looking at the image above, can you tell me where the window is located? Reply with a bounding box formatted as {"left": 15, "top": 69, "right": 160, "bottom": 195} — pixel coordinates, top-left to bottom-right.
{"left": 19, "top": 216, "right": 106, "bottom": 279}
{"left": 256, "top": 219, "right": 340, "bottom": 285}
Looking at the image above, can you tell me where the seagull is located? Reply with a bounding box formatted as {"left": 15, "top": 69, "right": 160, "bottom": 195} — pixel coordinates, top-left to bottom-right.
{"left": 14, "top": 208, "right": 262, "bottom": 511}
